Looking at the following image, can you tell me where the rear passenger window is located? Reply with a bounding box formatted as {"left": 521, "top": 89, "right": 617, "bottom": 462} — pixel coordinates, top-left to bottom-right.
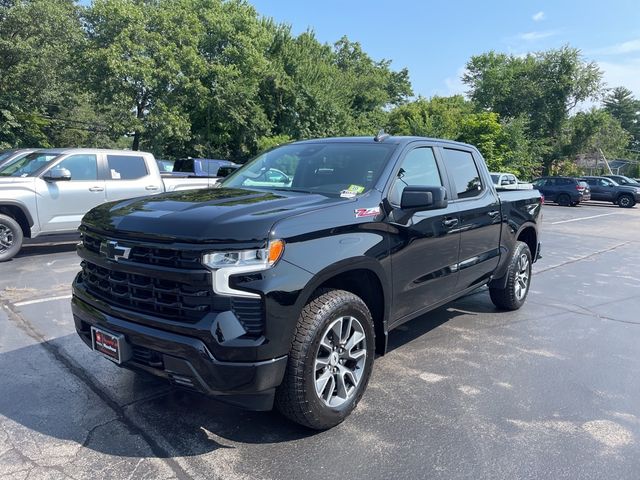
{"left": 389, "top": 147, "right": 442, "bottom": 205}
{"left": 55, "top": 154, "right": 97, "bottom": 181}
{"left": 443, "top": 148, "right": 482, "bottom": 199}
{"left": 107, "top": 155, "right": 148, "bottom": 180}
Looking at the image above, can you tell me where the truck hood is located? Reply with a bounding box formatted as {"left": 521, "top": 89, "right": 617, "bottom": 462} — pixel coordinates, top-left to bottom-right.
{"left": 82, "top": 187, "right": 346, "bottom": 244}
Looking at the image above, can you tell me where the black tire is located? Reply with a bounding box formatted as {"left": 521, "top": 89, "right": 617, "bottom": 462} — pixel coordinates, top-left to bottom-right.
{"left": 570, "top": 201, "right": 579, "bottom": 207}
{"left": 556, "top": 194, "right": 571, "bottom": 206}
{"left": 275, "top": 289, "right": 375, "bottom": 430}
{"left": 0, "top": 214, "right": 23, "bottom": 262}
{"left": 617, "top": 194, "right": 635, "bottom": 208}
{"left": 489, "top": 241, "right": 532, "bottom": 311}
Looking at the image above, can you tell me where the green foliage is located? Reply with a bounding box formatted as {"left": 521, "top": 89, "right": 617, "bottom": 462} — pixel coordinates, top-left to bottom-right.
{"left": 0, "top": 0, "right": 87, "bottom": 147}
{"left": 463, "top": 47, "right": 603, "bottom": 173}
{"left": 603, "top": 87, "right": 640, "bottom": 149}
{"left": 0, "top": 0, "right": 637, "bottom": 180}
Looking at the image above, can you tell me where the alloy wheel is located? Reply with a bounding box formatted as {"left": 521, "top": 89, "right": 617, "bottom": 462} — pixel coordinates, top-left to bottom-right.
{"left": 314, "top": 316, "right": 367, "bottom": 408}
{"left": 514, "top": 253, "right": 530, "bottom": 300}
{"left": 0, "top": 224, "right": 14, "bottom": 253}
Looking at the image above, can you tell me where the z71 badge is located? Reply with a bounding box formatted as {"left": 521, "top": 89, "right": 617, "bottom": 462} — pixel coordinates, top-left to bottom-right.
{"left": 354, "top": 207, "right": 380, "bottom": 218}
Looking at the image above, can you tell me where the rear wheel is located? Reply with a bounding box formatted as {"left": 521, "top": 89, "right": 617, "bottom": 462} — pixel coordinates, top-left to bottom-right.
{"left": 617, "top": 194, "right": 635, "bottom": 208}
{"left": 0, "top": 214, "right": 23, "bottom": 262}
{"left": 490, "top": 241, "right": 532, "bottom": 311}
{"left": 275, "top": 289, "right": 375, "bottom": 430}
{"left": 556, "top": 194, "right": 571, "bottom": 206}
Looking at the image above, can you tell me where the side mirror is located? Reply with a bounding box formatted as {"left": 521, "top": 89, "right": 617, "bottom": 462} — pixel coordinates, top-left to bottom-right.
{"left": 400, "top": 186, "right": 447, "bottom": 210}
{"left": 44, "top": 167, "right": 72, "bottom": 182}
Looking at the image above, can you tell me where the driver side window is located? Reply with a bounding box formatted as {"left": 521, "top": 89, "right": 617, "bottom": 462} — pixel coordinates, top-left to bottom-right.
{"left": 55, "top": 154, "right": 98, "bottom": 181}
{"left": 389, "top": 147, "right": 442, "bottom": 205}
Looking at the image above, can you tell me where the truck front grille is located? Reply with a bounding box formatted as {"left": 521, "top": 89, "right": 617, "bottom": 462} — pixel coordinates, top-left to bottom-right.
{"left": 80, "top": 260, "right": 212, "bottom": 323}
{"left": 82, "top": 231, "right": 202, "bottom": 270}
{"left": 78, "top": 229, "right": 266, "bottom": 336}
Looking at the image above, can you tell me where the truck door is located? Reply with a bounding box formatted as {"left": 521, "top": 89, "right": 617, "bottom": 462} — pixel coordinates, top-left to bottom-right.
{"left": 103, "top": 153, "right": 162, "bottom": 202}
{"left": 386, "top": 145, "right": 460, "bottom": 323}
{"left": 440, "top": 147, "right": 502, "bottom": 291}
{"left": 36, "top": 153, "right": 105, "bottom": 233}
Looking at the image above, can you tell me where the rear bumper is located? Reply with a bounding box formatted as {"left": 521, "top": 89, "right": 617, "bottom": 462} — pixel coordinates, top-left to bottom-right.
{"left": 72, "top": 294, "right": 287, "bottom": 410}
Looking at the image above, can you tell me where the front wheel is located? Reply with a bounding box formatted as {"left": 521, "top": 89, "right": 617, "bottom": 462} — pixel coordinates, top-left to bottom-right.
{"left": 556, "top": 194, "right": 571, "bottom": 206}
{"left": 275, "top": 289, "right": 375, "bottom": 430}
{"left": 617, "top": 194, "right": 635, "bottom": 208}
{"left": 489, "top": 241, "right": 532, "bottom": 311}
{"left": 0, "top": 214, "right": 24, "bottom": 262}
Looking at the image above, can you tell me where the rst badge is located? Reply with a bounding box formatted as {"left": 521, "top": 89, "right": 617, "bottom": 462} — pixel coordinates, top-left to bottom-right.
{"left": 100, "top": 240, "right": 131, "bottom": 262}
{"left": 354, "top": 207, "right": 381, "bottom": 218}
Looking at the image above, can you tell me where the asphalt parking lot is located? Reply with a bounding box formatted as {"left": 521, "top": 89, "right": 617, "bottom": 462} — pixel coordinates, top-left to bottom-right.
{"left": 1, "top": 201, "right": 639, "bottom": 480}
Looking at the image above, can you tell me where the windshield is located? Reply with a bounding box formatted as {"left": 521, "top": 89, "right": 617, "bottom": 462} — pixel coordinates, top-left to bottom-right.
{"left": 490, "top": 174, "right": 500, "bottom": 184}
{"left": 221, "top": 143, "right": 396, "bottom": 196}
{"left": 614, "top": 175, "right": 635, "bottom": 185}
{"left": 0, "top": 150, "right": 15, "bottom": 162}
{"left": 0, "top": 152, "right": 59, "bottom": 177}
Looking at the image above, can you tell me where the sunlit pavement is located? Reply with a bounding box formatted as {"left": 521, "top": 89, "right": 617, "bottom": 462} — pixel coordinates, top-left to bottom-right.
{"left": 1, "top": 203, "right": 639, "bottom": 479}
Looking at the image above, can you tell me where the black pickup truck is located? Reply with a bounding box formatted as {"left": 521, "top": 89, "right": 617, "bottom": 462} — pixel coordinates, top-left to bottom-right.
{"left": 72, "top": 135, "right": 542, "bottom": 429}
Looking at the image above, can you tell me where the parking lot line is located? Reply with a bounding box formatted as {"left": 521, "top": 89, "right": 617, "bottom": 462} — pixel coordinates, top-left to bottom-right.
{"left": 13, "top": 294, "right": 72, "bottom": 307}
{"left": 550, "top": 212, "right": 619, "bottom": 225}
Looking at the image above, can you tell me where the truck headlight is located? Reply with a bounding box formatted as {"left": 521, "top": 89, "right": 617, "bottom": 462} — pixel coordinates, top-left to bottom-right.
{"left": 202, "top": 240, "right": 285, "bottom": 298}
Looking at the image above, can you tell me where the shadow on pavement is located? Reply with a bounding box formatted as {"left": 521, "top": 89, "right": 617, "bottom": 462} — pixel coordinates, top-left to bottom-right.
{"left": 0, "top": 292, "right": 502, "bottom": 458}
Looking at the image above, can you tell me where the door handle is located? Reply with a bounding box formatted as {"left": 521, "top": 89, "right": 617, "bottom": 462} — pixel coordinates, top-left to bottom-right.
{"left": 443, "top": 218, "right": 459, "bottom": 228}
{"left": 488, "top": 210, "right": 500, "bottom": 218}
{"left": 145, "top": 185, "right": 160, "bottom": 191}
{"left": 89, "top": 186, "right": 104, "bottom": 192}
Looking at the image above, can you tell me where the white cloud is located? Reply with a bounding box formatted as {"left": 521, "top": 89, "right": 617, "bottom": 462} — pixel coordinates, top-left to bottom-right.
{"left": 598, "top": 58, "right": 640, "bottom": 98}
{"left": 591, "top": 39, "right": 640, "bottom": 56}
{"left": 443, "top": 67, "right": 468, "bottom": 97}
{"left": 532, "top": 11, "right": 545, "bottom": 22}
{"left": 518, "top": 30, "right": 557, "bottom": 41}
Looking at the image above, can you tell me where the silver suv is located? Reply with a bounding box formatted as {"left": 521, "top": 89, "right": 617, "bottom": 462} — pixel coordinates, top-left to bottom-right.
{"left": 0, "top": 148, "right": 219, "bottom": 261}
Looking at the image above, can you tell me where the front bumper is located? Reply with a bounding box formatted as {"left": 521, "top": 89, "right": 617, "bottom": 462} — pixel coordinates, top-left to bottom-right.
{"left": 72, "top": 294, "right": 288, "bottom": 410}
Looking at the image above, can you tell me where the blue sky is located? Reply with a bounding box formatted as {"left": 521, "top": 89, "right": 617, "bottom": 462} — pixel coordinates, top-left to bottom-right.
{"left": 249, "top": 0, "right": 640, "bottom": 100}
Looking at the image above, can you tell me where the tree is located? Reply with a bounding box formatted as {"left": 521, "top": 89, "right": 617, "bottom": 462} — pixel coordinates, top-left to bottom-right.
{"left": 603, "top": 87, "right": 640, "bottom": 149}
{"left": 463, "top": 47, "right": 603, "bottom": 173}
{"left": 0, "top": 0, "right": 87, "bottom": 148}
{"left": 562, "top": 109, "right": 630, "bottom": 160}
{"left": 84, "top": 0, "right": 205, "bottom": 152}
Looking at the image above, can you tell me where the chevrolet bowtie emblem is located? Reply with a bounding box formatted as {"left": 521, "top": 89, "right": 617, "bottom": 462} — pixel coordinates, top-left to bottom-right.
{"left": 100, "top": 240, "right": 131, "bottom": 262}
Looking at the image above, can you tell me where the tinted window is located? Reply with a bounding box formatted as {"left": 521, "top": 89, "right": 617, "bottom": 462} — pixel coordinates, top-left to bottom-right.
{"left": 443, "top": 148, "right": 482, "bottom": 199}
{"left": 389, "top": 147, "right": 442, "bottom": 205}
{"left": 107, "top": 155, "right": 148, "bottom": 180}
{"left": 56, "top": 154, "right": 98, "bottom": 181}
{"left": 222, "top": 143, "right": 394, "bottom": 196}
{"left": 173, "top": 158, "right": 194, "bottom": 173}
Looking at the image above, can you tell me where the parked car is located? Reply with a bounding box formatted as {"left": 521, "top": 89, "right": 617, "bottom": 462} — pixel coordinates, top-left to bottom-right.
{"left": 0, "top": 148, "right": 220, "bottom": 261}
{"left": 0, "top": 148, "right": 38, "bottom": 169}
{"left": 531, "top": 176, "right": 590, "bottom": 206}
{"left": 490, "top": 172, "right": 533, "bottom": 190}
{"left": 72, "top": 135, "right": 542, "bottom": 430}
{"left": 603, "top": 174, "right": 640, "bottom": 188}
{"left": 171, "top": 158, "right": 241, "bottom": 177}
{"left": 578, "top": 176, "right": 640, "bottom": 208}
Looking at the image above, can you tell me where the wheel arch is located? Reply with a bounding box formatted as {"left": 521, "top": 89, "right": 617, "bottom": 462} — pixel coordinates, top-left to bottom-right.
{"left": 296, "top": 257, "right": 391, "bottom": 356}
{"left": 516, "top": 224, "right": 538, "bottom": 261}
{"left": 0, "top": 202, "right": 33, "bottom": 238}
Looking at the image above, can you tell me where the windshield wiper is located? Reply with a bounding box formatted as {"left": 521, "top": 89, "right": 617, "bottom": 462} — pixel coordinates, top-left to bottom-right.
{"left": 270, "top": 187, "right": 313, "bottom": 194}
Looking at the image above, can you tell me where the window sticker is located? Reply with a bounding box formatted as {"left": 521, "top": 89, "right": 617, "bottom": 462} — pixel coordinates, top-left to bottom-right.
{"left": 340, "top": 184, "right": 365, "bottom": 198}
